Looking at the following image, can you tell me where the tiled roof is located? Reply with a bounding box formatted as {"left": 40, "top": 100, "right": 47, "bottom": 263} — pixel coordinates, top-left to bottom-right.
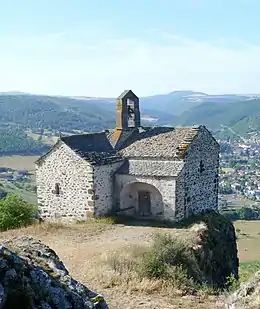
{"left": 60, "top": 132, "right": 123, "bottom": 165}
{"left": 107, "top": 129, "right": 137, "bottom": 150}
{"left": 119, "top": 126, "right": 201, "bottom": 159}
{"left": 36, "top": 125, "right": 203, "bottom": 166}
{"left": 117, "top": 90, "right": 137, "bottom": 100}
{"left": 61, "top": 132, "right": 113, "bottom": 154}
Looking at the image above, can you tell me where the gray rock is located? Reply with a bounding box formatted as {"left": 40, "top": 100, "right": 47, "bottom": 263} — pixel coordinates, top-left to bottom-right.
{"left": 0, "top": 236, "right": 108, "bottom": 309}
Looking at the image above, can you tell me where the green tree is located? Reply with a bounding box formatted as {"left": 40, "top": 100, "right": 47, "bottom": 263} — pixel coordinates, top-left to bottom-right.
{"left": 0, "top": 194, "right": 37, "bottom": 231}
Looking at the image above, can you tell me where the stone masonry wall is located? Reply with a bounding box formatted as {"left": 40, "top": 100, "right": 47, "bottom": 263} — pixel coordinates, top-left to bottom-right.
{"left": 115, "top": 173, "right": 177, "bottom": 220}
{"left": 36, "top": 142, "right": 95, "bottom": 220}
{"left": 175, "top": 127, "right": 219, "bottom": 221}
{"left": 93, "top": 161, "right": 124, "bottom": 216}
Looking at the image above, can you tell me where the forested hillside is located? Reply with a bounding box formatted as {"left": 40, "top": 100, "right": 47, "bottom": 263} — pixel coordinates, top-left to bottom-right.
{"left": 0, "top": 127, "right": 49, "bottom": 155}
{"left": 174, "top": 99, "right": 260, "bottom": 138}
{"left": 0, "top": 92, "right": 259, "bottom": 151}
{"left": 0, "top": 95, "right": 115, "bottom": 132}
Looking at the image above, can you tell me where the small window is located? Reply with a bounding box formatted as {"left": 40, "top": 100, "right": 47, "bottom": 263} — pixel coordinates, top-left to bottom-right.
{"left": 199, "top": 161, "right": 205, "bottom": 174}
{"left": 54, "top": 183, "right": 60, "bottom": 195}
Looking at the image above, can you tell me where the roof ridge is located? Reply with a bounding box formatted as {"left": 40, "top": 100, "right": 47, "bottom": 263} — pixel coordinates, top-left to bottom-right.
{"left": 61, "top": 131, "right": 106, "bottom": 140}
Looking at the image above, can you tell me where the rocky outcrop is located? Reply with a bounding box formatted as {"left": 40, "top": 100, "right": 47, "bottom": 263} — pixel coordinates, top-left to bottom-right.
{"left": 223, "top": 271, "right": 260, "bottom": 309}
{"left": 180, "top": 211, "right": 239, "bottom": 288}
{"left": 0, "top": 236, "right": 107, "bottom": 309}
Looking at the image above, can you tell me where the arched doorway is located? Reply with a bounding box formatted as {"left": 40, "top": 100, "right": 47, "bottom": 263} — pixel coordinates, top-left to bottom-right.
{"left": 120, "top": 182, "right": 163, "bottom": 218}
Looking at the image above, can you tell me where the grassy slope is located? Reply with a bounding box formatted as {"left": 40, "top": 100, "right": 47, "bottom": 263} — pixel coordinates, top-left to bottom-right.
{"left": 235, "top": 220, "right": 260, "bottom": 263}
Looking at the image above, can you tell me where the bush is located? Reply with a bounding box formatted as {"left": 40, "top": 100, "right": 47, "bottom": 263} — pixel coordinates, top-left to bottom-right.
{"left": 105, "top": 233, "right": 199, "bottom": 290}
{"left": 137, "top": 234, "right": 198, "bottom": 288}
{"left": 0, "top": 194, "right": 37, "bottom": 231}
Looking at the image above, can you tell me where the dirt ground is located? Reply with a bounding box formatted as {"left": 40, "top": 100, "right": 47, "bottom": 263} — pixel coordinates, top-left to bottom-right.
{"left": 0, "top": 221, "right": 223, "bottom": 309}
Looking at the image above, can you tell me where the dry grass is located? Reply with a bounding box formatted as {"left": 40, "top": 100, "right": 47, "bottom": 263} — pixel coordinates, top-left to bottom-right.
{"left": 0, "top": 219, "right": 222, "bottom": 308}
{"left": 1, "top": 217, "right": 259, "bottom": 308}
{"left": 0, "top": 219, "right": 114, "bottom": 242}
{"left": 97, "top": 244, "right": 195, "bottom": 296}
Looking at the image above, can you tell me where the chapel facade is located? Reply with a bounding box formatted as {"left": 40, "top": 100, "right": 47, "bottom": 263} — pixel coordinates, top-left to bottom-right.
{"left": 35, "top": 90, "right": 220, "bottom": 221}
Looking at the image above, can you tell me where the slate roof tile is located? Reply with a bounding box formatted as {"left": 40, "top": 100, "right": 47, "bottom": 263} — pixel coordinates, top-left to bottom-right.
{"left": 60, "top": 132, "right": 122, "bottom": 165}
{"left": 36, "top": 126, "right": 203, "bottom": 166}
{"left": 119, "top": 126, "right": 201, "bottom": 159}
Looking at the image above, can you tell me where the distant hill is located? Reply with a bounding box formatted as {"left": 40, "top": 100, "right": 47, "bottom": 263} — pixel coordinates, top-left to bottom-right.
{"left": 0, "top": 127, "right": 49, "bottom": 155}
{"left": 0, "top": 94, "right": 115, "bottom": 133}
{"left": 0, "top": 91, "right": 259, "bottom": 139}
{"left": 173, "top": 98, "right": 260, "bottom": 138}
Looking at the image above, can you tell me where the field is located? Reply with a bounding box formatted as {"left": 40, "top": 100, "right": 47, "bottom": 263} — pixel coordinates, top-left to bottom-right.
{"left": 0, "top": 155, "right": 39, "bottom": 172}
{"left": 2, "top": 181, "right": 37, "bottom": 204}
{"left": 0, "top": 155, "right": 39, "bottom": 203}
{"left": 27, "top": 132, "right": 58, "bottom": 145}
{"left": 235, "top": 220, "right": 260, "bottom": 262}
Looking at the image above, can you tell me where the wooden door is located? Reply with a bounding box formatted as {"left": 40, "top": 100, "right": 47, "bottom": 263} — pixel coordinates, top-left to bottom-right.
{"left": 138, "top": 191, "right": 151, "bottom": 216}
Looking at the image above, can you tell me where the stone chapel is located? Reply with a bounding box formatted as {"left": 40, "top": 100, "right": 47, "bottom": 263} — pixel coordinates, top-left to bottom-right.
{"left": 35, "top": 90, "right": 220, "bottom": 221}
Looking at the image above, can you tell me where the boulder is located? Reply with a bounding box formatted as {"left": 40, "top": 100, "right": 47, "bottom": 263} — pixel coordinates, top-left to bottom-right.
{"left": 178, "top": 211, "right": 239, "bottom": 288}
{"left": 0, "top": 236, "right": 108, "bottom": 309}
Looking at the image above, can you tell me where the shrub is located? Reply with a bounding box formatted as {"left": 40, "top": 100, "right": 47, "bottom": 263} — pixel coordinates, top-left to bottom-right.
{"left": 105, "top": 233, "right": 199, "bottom": 290}
{"left": 137, "top": 233, "right": 199, "bottom": 288}
{"left": 138, "top": 250, "right": 167, "bottom": 278}
{"left": 0, "top": 194, "right": 37, "bottom": 231}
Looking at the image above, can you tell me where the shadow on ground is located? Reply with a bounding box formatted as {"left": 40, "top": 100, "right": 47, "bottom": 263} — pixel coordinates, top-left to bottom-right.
{"left": 108, "top": 210, "right": 230, "bottom": 230}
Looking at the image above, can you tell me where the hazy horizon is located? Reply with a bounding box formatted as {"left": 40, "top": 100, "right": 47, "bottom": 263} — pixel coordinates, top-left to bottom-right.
{"left": 2, "top": 89, "right": 260, "bottom": 98}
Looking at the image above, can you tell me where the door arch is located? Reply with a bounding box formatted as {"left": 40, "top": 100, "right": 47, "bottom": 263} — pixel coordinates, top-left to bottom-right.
{"left": 120, "top": 181, "right": 163, "bottom": 217}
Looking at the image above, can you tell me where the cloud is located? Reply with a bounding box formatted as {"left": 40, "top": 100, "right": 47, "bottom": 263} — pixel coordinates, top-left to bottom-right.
{"left": 1, "top": 31, "right": 260, "bottom": 96}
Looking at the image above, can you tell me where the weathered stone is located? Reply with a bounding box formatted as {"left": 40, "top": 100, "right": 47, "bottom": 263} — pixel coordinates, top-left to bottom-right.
{"left": 0, "top": 236, "right": 107, "bottom": 309}
{"left": 36, "top": 143, "right": 94, "bottom": 219}
{"left": 35, "top": 90, "right": 219, "bottom": 222}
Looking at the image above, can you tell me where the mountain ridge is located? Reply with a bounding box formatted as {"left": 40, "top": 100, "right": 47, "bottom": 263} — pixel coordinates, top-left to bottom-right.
{"left": 0, "top": 90, "right": 259, "bottom": 139}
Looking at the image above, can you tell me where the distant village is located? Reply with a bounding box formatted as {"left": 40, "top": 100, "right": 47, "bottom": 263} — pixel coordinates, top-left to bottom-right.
{"left": 218, "top": 137, "right": 260, "bottom": 207}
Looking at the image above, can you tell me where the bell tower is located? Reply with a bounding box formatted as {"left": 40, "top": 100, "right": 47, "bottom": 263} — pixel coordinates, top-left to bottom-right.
{"left": 109, "top": 90, "right": 141, "bottom": 148}
{"left": 116, "top": 90, "right": 141, "bottom": 130}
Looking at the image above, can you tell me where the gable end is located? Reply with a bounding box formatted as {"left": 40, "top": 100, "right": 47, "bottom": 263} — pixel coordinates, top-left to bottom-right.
{"left": 35, "top": 139, "right": 62, "bottom": 166}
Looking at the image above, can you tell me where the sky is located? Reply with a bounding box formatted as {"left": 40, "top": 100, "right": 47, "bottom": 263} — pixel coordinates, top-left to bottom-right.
{"left": 1, "top": 0, "right": 260, "bottom": 97}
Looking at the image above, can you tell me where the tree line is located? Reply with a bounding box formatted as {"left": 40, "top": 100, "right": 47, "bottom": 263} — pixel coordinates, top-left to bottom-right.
{"left": 0, "top": 127, "right": 49, "bottom": 155}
